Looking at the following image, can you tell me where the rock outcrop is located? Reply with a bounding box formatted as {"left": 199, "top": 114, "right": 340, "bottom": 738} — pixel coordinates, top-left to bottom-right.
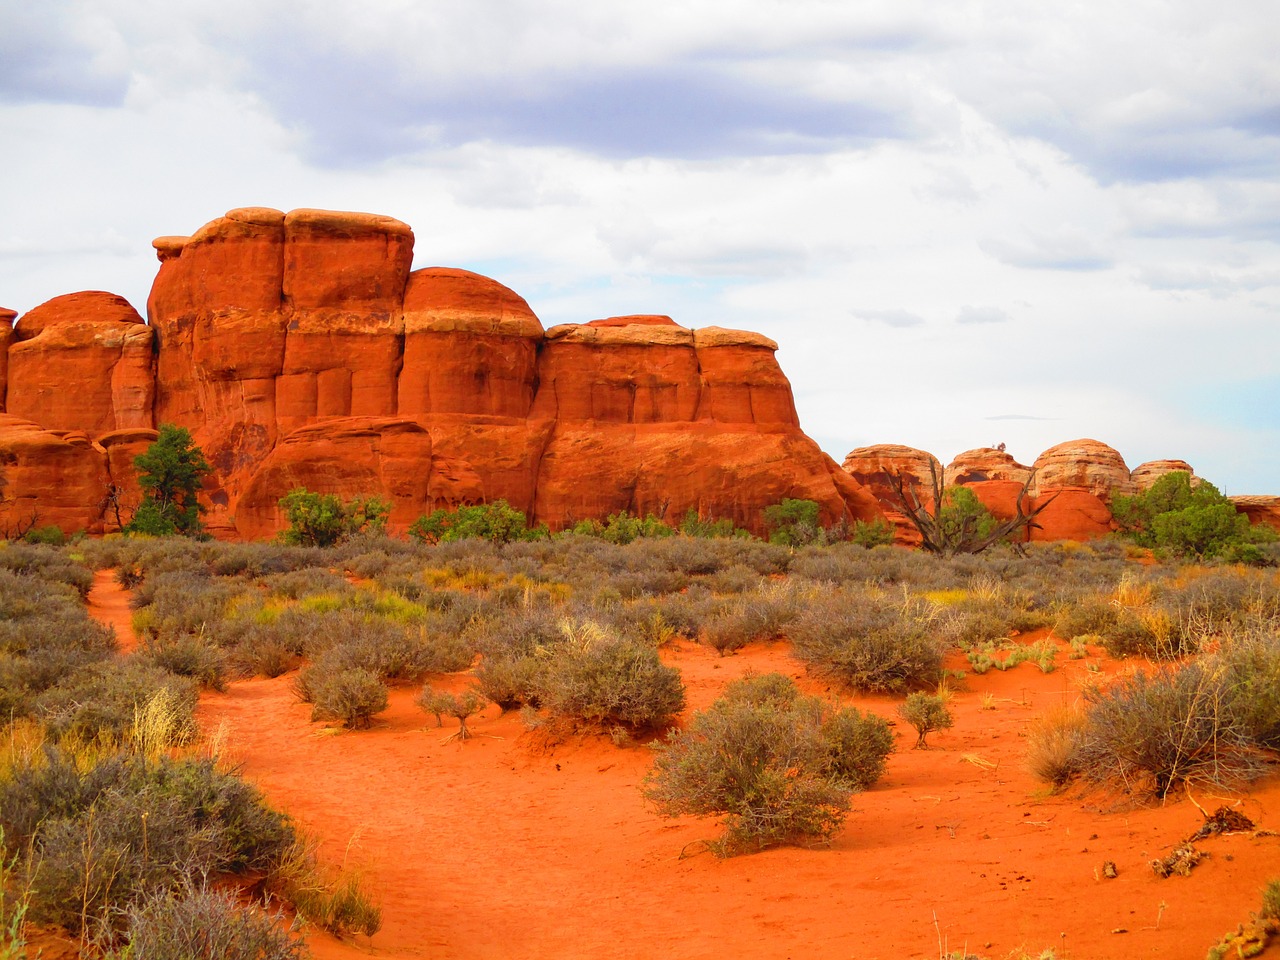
{"left": 6, "top": 292, "right": 154, "bottom": 437}
{"left": 3, "top": 207, "right": 883, "bottom": 538}
{"left": 1130, "top": 459, "right": 1197, "bottom": 491}
{"left": 1231, "top": 496, "right": 1280, "bottom": 534}
{"left": 841, "top": 444, "right": 941, "bottom": 543}
{"left": 0, "top": 415, "right": 110, "bottom": 535}
{"left": 944, "top": 447, "right": 1033, "bottom": 527}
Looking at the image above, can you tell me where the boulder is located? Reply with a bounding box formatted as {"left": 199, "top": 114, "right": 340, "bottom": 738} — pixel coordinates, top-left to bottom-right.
{"left": 98, "top": 428, "right": 159, "bottom": 533}
{"left": 1130, "top": 459, "right": 1197, "bottom": 491}
{"left": 841, "top": 444, "right": 941, "bottom": 543}
{"left": 694, "top": 327, "right": 799, "bottom": 426}
{"left": 277, "top": 210, "right": 414, "bottom": 432}
{"left": 6, "top": 292, "right": 154, "bottom": 437}
{"left": 1230, "top": 495, "right": 1280, "bottom": 534}
{"left": 0, "top": 414, "right": 110, "bottom": 535}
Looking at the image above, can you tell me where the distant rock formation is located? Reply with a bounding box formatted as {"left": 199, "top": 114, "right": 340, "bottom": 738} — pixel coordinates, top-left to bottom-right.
{"left": 845, "top": 438, "right": 1270, "bottom": 543}
{"left": 1, "top": 207, "right": 881, "bottom": 538}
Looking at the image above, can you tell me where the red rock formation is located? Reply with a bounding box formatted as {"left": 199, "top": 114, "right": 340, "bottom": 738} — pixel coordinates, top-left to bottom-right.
{"left": 398, "top": 268, "right": 542, "bottom": 418}
{"left": 0, "top": 205, "right": 916, "bottom": 539}
{"left": 235, "top": 418, "right": 435, "bottom": 539}
{"left": 1231, "top": 495, "right": 1280, "bottom": 534}
{"left": 944, "top": 447, "right": 1033, "bottom": 529}
{"left": 1130, "top": 459, "right": 1197, "bottom": 491}
{"left": 6, "top": 292, "right": 154, "bottom": 437}
{"left": 0, "top": 310, "right": 14, "bottom": 412}
{"left": 1028, "top": 440, "right": 1133, "bottom": 541}
{"left": 0, "top": 415, "right": 110, "bottom": 535}
{"left": 841, "top": 444, "right": 941, "bottom": 544}
{"left": 99, "top": 428, "right": 159, "bottom": 533}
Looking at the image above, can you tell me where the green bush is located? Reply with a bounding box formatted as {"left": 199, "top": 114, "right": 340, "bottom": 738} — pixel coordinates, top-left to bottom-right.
{"left": 279, "top": 489, "right": 390, "bottom": 547}
{"left": 764, "top": 498, "right": 823, "bottom": 546}
{"left": 409, "top": 500, "right": 544, "bottom": 545}
{"left": 126, "top": 423, "right": 212, "bottom": 537}
{"left": 1111, "top": 472, "right": 1276, "bottom": 561}
{"left": 643, "top": 673, "right": 893, "bottom": 856}
{"left": 570, "top": 511, "right": 676, "bottom": 544}
{"left": 535, "top": 620, "right": 685, "bottom": 729}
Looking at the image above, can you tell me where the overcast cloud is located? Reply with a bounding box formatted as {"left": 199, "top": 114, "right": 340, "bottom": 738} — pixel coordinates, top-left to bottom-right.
{"left": 2, "top": 0, "right": 1278, "bottom": 493}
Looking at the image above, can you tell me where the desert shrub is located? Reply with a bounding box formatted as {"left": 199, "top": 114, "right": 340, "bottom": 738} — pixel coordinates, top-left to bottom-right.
{"left": 764, "top": 498, "right": 823, "bottom": 546}
{"left": 35, "top": 659, "right": 197, "bottom": 744}
{"left": 1218, "top": 630, "right": 1280, "bottom": 748}
{"left": 1053, "top": 596, "right": 1173, "bottom": 658}
{"left": 278, "top": 489, "right": 390, "bottom": 548}
{"left": 274, "top": 845, "right": 383, "bottom": 939}
{"left": 263, "top": 567, "right": 352, "bottom": 600}
{"left": 140, "top": 633, "right": 228, "bottom": 690}
{"left": 416, "top": 687, "right": 488, "bottom": 741}
{"left": 409, "top": 500, "right": 545, "bottom": 545}
{"left": 132, "top": 568, "right": 242, "bottom": 640}
{"left": 789, "top": 589, "right": 946, "bottom": 692}
{"left": 569, "top": 511, "right": 675, "bottom": 544}
{"left": 897, "top": 692, "right": 953, "bottom": 748}
{"left": 0, "top": 543, "right": 94, "bottom": 597}
{"left": 112, "top": 884, "right": 306, "bottom": 960}
{"left": 299, "top": 665, "right": 388, "bottom": 728}
{"left": 535, "top": 620, "right": 685, "bottom": 729}
{"left": 1264, "top": 879, "right": 1280, "bottom": 920}
{"left": 21, "top": 525, "right": 67, "bottom": 546}
{"left": 0, "top": 750, "right": 295, "bottom": 939}
{"left": 701, "top": 582, "right": 801, "bottom": 656}
{"left": 643, "top": 673, "right": 892, "bottom": 856}
{"left": 1073, "top": 663, "right": 1258, "bottom": 798}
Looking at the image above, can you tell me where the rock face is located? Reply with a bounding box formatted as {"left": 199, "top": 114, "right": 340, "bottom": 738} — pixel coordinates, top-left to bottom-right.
{"left": 1231, "top": 496, "right": 1280, "bottom": 533}
{"left": 3, "top": 207, "right": 884, "bottom": 537}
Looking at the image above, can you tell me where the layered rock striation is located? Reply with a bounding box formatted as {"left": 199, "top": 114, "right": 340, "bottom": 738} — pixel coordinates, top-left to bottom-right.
{"left": 2, "top": 207, "right": 880, "bottom": 538}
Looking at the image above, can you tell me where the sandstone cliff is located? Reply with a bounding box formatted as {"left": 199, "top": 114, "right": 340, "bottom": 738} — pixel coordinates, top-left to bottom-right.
{"left": 1, "top": 207, "right": 881, "bottom": 538}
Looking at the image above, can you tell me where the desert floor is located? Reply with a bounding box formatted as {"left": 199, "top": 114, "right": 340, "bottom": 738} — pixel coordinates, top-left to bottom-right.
{"left": 89, "top": 572, "right": 1280, "bottom": 960}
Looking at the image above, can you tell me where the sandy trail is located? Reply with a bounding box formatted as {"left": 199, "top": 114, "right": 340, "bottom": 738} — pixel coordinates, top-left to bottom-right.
{"left": 197, "top": 638, "right": 1280, "bottom": 960}
{"left": 86, "top": 568, "right": 139, "bottom": 654}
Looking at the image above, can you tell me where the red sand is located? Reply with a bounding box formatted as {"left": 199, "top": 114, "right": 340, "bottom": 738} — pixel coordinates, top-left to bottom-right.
{"left": 193, "top": 639, "right": 1280, "bottom": 960}
{"left": 87, "top": 568, "right": 138, "bottom": 653}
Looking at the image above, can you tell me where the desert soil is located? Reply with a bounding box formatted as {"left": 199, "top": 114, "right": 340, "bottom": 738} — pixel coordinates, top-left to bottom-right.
{"left": 187, "top": 635, "right": 1279, "bottom": 960}
{"left": 77, "top": 574, "right": 1280, "bottom": 959}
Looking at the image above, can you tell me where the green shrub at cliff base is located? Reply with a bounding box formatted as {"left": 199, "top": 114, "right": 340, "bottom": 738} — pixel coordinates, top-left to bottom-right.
{"left": 409, "top": 500, "right": 546, "bottom": 545}
{"left": 126, "top": 423, "right": 212, "bottom": 537}
{"left": 278, "top": 489, "right": 390, "bottom": 547}
{"left": 1111, "top": 471, "right": 1276, "bottom": 562}
{"left": 643, "top": 673, "right": 893, "bottom": 856}
{"left": 569, "top": 510, "right": 676, "bottom": 544}
{"left": 764, "top": 498, "right": 823, "bottom": 546}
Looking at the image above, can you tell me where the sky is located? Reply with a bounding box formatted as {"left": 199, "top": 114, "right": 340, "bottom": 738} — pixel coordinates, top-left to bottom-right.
{"left": 2, "top": 0, "right": 1278, "bottom": 494}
